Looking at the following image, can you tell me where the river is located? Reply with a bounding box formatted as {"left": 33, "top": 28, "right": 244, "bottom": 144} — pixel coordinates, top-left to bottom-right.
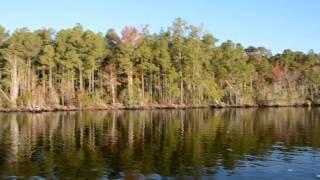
{"left": 0, "top": 108, "right": 319, "bottom": 179}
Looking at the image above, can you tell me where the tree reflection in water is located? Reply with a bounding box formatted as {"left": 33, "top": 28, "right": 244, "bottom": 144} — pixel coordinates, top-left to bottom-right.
{"left": 0, "top": 108, "right": 319, "bottom": 179}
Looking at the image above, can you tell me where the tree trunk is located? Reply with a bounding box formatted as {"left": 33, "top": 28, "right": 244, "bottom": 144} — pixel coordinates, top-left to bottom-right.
{"left": 10, "top": 54, "right": 18, "bottom": 106}
{"left": 314, "top": 84, "right": 318, "bottom": 95}
{"left": 88, "top": 73, "right": 92, "bottom": 95}
{"left": 111, "top": 83, "right": 116, "bottom": 105}
{"left": 49, "top": 67, "right": 53, "bottom": 90}
{"left": 79, "top": 69, "right": 83, "bottom": 92}
{"left": 110, "top": 69, "right": 116, "bottom": 105}
{"left": 128, "top": 70, "right": 133, "bottom": 105}
{"left": 92, "top": 71, "right": 95, "bottom": 95}
{"left": 198, "top": 87, "right": 201, "bottom": 105}
{"left": 178, "top": 50, "right": 184, "bottom": 105}
{"left": 27, "top": 57, "right": 32, "bottom": 92}
{"left": 71, "top": 74, "right": 75, "bottom": 98}
{"left": 180, "top": 71, "right": 184, "bottom": 105}
{"left": 163, "top": 76, "right": 167, "bottom": 103}
{"left": 149, "top": 72, "right": 153, "bottom": 103}
{"left": 159, "top": 73, "right": 163, "bottom": 102}
{"left": 141, "top": 70, "right": 145, "bottom": 104}
{"left": 61, "top": 70, "right": 65, "bottom": 106}
{"left": 42, "top": 70, "right": 46, "bottom": 92}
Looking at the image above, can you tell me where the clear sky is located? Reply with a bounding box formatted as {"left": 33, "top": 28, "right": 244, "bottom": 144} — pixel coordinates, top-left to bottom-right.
{"left": 1, "top": 0, "right": 319, "bottom": 54}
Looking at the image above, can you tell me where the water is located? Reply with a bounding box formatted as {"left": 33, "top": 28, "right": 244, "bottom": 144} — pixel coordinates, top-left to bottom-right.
{"left": 0, "top": 108, "right": 319, "bottom": 179}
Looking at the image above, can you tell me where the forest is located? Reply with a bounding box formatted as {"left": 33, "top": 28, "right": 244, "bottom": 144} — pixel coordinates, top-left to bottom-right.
{"left": 0, "top": 18, "right": 319, "bottom": 109}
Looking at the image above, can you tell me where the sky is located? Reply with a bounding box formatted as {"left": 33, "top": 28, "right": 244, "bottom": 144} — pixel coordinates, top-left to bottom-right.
{"left": 0, "top": 0, "right": 319, "bottom": 54}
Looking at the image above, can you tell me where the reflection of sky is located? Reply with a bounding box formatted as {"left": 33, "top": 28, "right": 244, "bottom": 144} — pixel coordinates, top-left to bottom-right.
{"left": 215, "top": 146, "right": 320, "bottom": 180}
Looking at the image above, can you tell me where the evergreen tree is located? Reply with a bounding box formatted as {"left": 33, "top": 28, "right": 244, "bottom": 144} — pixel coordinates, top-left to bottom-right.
{"left": 170, "top": 18, "right": 188, "bottom": 104}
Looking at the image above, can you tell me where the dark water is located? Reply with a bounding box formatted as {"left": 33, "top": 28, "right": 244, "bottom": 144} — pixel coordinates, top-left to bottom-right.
{"left": 0, "top": 108, "right": 320, "bottom": 179}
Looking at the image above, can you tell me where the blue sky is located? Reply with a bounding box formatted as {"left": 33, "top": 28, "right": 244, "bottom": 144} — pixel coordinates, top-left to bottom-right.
{"left": 0, "top": 0, "right": 319, "bottom": 54}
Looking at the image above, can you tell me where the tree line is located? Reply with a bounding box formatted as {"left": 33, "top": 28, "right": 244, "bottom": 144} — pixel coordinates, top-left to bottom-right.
{"left": 0, "top": 18, "right": 319, "bottom": 108}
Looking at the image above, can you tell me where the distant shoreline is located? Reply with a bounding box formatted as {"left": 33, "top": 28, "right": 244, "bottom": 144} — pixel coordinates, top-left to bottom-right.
{"left": 1, "top": 21, "right": 320, "bottom": 115}
{"left": 0, "top": 103, "right": 318, "bottom": 113}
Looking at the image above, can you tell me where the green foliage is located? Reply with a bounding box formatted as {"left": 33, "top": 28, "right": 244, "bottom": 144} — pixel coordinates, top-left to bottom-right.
{"left": 8, "top": 28, "right": 42, "bottom": 60}
{"left": 79, "top": 94, "right": 107, "bottom": 108}
{"left": 118, "top": 84, "right": 140, "bottom": 105}
{"left": 39, "top": 45, "right": 55, "bottom": 70}
{"left": 306, "top": 71, "right": 320, "bottom": 86}
{"left": 254, "top": 60, "right": 273, "bottom": 82}
{"left": 0, "top": 95, "right": 12, "bottom": 108}
{"left": 16, "top": 92, "right": 34, "bottom": 107}
{"left": 0, "top": 26, "right": 9, "bottom": 46}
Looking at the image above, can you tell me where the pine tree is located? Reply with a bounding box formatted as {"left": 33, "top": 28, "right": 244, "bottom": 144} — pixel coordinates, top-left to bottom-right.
{"left": 170, "top": 18, "right": 187, "bottom": 104}
{"left": 39, "top": 45, "right": 55, "bottom": 89}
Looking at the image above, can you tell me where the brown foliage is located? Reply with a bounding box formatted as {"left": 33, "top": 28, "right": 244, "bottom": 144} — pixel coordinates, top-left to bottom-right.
{"left": 312, "top": 65, "right": 320, "bottom": 72}
{"left": 103, "top": 64, "right": 120, "bottom": 86}
{"left": 272, "top": 61, "right": 282, "bottom": 82}
{"left": 121, "top": 26, "right": 147, "bottom": 47}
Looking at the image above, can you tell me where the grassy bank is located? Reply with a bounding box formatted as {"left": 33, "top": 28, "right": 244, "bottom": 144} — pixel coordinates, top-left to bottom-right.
{"left": 0, "top": 102, "right": 318, "bottom": 113}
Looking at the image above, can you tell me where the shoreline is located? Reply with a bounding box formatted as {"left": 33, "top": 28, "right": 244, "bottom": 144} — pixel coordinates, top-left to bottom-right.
{"left": 0, "top": 103, "right": 319, "bottom": 113}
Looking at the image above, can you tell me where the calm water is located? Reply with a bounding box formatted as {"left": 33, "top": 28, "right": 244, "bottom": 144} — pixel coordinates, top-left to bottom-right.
{"left": 0, "top": 108, "right": 320, "bottom": 179}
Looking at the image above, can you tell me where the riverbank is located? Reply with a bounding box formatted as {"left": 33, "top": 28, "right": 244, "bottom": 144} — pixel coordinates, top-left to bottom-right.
{"left": 0, "top": 102, "right": 318, "bottom": 113}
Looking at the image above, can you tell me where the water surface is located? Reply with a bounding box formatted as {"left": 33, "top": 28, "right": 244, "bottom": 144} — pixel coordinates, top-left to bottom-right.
{"left": 0, "top": 108, "right": 320, "bottom": 179}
